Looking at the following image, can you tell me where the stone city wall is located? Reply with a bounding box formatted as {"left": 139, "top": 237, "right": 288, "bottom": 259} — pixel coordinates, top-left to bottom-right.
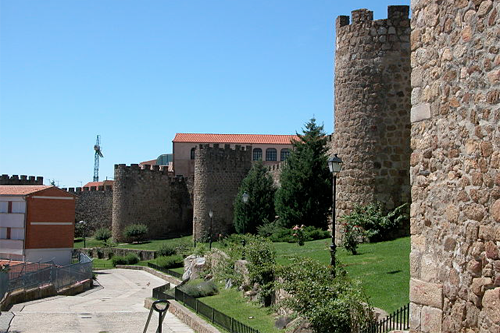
{"left": 64, "top": 186, "right": 114, "bottom": 232}
{"left": 409, "top": 0, "right": 500, "bottom": 332}
{"left": 193, "top": 144, "right": 252, "bottom": 241}
{"left": 112, "top": 164, "right": 192, "bottom": 242}
{"left": 332, "top": 6, "right": 412, "bottom": 224}
{"left": 0, "top": 174, "right": 44, "bottom": 185}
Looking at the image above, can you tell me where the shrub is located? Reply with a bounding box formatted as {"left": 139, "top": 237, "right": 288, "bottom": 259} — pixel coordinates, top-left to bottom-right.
{"left": 245, "top": 236, "right": 276, "bottom": 306}
{"left": 111, "top": 253, "right": 140, "bottom": 266}
{"left": 276, "top": 257, "right": 373, "bottom": 333}
{"left": 157, "top": 243, "right": 177, "bottom": 257}
{"left": 179, "top": 279, "right": 219, "bottom": 298}
{"left": 123, "top": 224, "right": 149, "bottom": 243}
{"left": 94, "top": 228, "right": 112, "bottom": 246}
{"left": 340, "top": 202, "right": 408, "bottom": 248}
{"left": 125, "top": 253, "right": 140, "bottom": 265}
{"left": 258, "top": 222, "right": 330, "bottom": 243}
{"left": 111, "top": 256, "right": 128, "bottom": 266}
{"left": 156, "top": 255, "right": 184, "bottom": 269}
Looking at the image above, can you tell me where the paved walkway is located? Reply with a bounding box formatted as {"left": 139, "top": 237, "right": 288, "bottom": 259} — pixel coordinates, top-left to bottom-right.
{"left": 3, "top": 269, "right": 194, "bottom": 333}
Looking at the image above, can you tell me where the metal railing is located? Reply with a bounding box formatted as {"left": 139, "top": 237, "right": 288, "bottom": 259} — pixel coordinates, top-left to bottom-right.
{"left": 4, "top": 253, "right": 93, "bottom": 294}
{"left": 174, "top": 287, "right": 260, "bottom": 333}
{"left": 152, "top": 283, "right": 172, "bottom": 300}
{"left": 147, "top": 262, "right": 183, "bottom": 280}
{"left": 363, "top": 303, "right": 410, "bottom": 333}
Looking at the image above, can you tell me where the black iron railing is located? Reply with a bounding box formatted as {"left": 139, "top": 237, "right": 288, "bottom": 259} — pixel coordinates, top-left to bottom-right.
{"left": 147, "top": 262, "right": 183, "bottom": 280}
{"left": 363, "top": 303, "right": 410, "bottom": 333}
{"left": 173, "top": 287, "right": 260, "bottom": 333}
{"left": 152, "top": 283, "right": 172, "bottom": 300}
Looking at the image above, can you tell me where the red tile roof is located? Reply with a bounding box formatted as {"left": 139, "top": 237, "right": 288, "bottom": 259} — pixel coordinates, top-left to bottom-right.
{"left": 139, "top": 159, "right": 157, "bottom": 166}
{"left": 173, "top": 133, "right": 298, "bottom": 145}
{"left": 83, "top": 180, "right": 114, "bottom": 188}
{"left": 0, "top": 185, "right": 51, "bottom": 195}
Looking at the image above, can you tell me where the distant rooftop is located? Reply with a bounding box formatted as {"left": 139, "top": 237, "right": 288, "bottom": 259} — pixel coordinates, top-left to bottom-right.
{"left": 0, "top": 185, "right": 51, "bottom": 195}
{"left": 173, "top": 133, "right": 298, "bottom": 145}
{"left": 83, "top": 180, "right": 114, "bottom": 188}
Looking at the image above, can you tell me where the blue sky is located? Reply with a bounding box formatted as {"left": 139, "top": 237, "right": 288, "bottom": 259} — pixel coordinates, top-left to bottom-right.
{"left": 0, "top": 0, "right": 410, "bottom": 187}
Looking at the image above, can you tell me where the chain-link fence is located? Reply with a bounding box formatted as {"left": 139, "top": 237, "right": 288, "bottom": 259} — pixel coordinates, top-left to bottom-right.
{"left": 2, "top": 253, "right": 92, "bottom": 295}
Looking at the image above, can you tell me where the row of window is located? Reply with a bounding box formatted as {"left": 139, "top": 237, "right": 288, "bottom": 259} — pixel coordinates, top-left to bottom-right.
{"left": 0, "top": 227, "right": 24, "bottom": 240}
{"left": 0, "top": 201, "right": 26, "bottom": 214}
{"left": 253, "top": 148, "right": 289, "bottom": 161}
{"left": 190, "top": 147, "right": 290, "bottom": 162}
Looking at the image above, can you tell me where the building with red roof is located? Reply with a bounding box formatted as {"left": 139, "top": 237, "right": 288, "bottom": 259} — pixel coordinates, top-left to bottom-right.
{"left": 172, "top": 133, "right": 298, "bottom": 177}
{"left": 0, "top": 185, "right": 76, "bottom": 265}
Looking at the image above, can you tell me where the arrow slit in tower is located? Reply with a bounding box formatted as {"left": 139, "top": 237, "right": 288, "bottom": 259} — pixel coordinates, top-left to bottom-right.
{"left": 94, "top": 135, "right": 104, "bottom": 182}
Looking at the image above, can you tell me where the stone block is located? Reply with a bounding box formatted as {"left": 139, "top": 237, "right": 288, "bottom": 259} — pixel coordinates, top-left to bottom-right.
{"left": 471, "top": 277, "right": 493, "bottom": 296}
{"left": 410, "top": 278, "right": 443, "bottom": 308}
{"left": 485, "top": 241, "right": 499, "bottom": 260}
{"left": 483, "top": 287, "right": 500, "bottom": 325}
{"left": 411, "top": 103, "right": 431, "bottom": 122}
{"left": 410, "top": 302, "right": 422, "bottom": 331}
{"left": 421, "top": 306, "right": 442, "bottom": 333}
{"left": 492, "top": 199, "right": 500, "bottom": 222}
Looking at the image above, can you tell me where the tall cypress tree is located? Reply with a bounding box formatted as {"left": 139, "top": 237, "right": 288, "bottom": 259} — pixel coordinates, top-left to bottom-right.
{"left": 234, "top": 161, "right": 276, "bottom": 234}
{"left": 275, "top": 118, "right": 332, "bottom": 229}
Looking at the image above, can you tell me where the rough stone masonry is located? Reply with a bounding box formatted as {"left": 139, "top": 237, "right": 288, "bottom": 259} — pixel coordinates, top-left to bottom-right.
{"left": 409, "top": 0, "right": 500, "bottom": 332}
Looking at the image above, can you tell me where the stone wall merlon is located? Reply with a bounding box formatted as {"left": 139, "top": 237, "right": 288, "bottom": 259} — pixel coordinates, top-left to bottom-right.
{"left": 0, "top": 174, "right": 44, "bottom": 185}
{"left": 336, "top": 6, "right": 409, "bottom": 29}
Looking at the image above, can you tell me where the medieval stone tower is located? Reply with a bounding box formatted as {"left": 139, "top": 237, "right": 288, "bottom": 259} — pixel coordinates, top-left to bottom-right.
{"left": 332, "top": 6, "right": 412, "bottom": 219}
{"left": 112, "top": 164, "right": 192, "bottom": 242}
{"left": 193, "top": 144, "right": 252, "bottom": 241}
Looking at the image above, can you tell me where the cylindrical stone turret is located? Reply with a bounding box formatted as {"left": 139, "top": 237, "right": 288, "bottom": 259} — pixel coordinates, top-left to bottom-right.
{"left": 332, "top": 6, "right": 412, "bottom": 219}
{"left": 193, "top": 144, "right": 252, "bottom": 241}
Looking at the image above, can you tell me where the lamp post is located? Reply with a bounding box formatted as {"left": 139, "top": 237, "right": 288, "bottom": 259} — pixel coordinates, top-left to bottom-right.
{"left": 328, "top": 154, "right": 343, "bottom": 277}
{"left": 209, "top": 210, "right": 214, "bottom": 250}
{"left": 241, "top": 192, "right": 249, "bottom": 259}
{"left": 79, "top": 220, "right": 87, "bottom": 248}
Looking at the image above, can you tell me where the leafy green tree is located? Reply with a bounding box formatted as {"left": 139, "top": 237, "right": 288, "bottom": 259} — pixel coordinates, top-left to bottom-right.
{"left": 233, "top": 161, "right": 276, "bottom": 234}
{"left": 275, "top": 118, "right": 332, "bottom": 229}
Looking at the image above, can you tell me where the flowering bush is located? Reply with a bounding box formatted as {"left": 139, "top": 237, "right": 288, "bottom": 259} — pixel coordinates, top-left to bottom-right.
{"left": 292, "top": 224, "right": 305, "bottom": 246}
{"left": 342, "top": 221, "right": 367, "bottom": 255}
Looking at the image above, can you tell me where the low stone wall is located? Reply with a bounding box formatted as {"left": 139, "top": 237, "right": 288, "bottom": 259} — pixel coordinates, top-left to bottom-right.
{"left": 81, "top": 247, "right": 157, "bottom": 261}
{"left": 116, "top": 265, "right": 182, "bottom": 286}
{"left": 0, "top": 279, "right": 92, "bottom": 311}
{"left": 144, "top": 298, "right": 221, "bottom": 333}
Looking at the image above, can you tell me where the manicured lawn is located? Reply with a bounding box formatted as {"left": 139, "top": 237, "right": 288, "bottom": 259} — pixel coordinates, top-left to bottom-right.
{"left": 74, "top": 236, "right": 193, "bottom": 251}
{"left": 200, "top": 287, "right": 283, "bottom": 333}
{"left": 273, "top": 237, "right": 410, "bottom": 313}
{"left": 91, "top": 258, "right": 115, "bottom": 269}
{"left": 79, "top": 234, "right": 408, "bottom": 314}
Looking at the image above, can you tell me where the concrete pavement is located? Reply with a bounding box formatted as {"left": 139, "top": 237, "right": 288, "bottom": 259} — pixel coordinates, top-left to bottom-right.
{"left": 2, "top": 268, "right": 194, "bottom": 333}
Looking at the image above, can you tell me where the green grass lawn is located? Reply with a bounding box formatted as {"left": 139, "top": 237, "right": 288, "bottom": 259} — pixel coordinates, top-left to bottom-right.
{"left": 273, "top": 237, "right": 410, "bottom": 313}
{"left": 79, "top": 234, "right": 408, "bottom": 315}
{"left": 74, "top": 235, "right": 193, "bottom": 250}
{"left": 200, "top": 287, "right": 283, "bottom": 333}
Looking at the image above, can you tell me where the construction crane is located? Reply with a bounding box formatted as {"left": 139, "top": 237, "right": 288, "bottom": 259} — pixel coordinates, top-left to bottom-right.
{"left": 93, "top": 135, "right": 104, "bottom": 182}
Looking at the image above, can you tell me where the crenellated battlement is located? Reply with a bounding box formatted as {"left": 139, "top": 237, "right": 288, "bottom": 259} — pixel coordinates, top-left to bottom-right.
{"left": 336, "top": 6, "right": 409, "bottom": 29}
{"left": 114, "top": 164, "right": 180, "bottom": 182}
{"left": 0, "top": 174, "right": 44, "bottom": 185}
{"left": 63, "top": 185, "right": 113, "bottom": 193}
{"left": 195, "top": 144, "right": 253, "bottom": 165}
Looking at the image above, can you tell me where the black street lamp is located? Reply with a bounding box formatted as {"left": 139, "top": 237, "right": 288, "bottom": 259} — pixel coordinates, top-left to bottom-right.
{"left": 328, "top": 154, "right": 343, "bottom": 277}
{"left": 79, "top": 220, "right": 87, "bottom": 248}
{"left": 209, "top": 210, "right": 214, "bottom": 250}
{"left": 241, "top": 192, "right": 249, "bottom": 259}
